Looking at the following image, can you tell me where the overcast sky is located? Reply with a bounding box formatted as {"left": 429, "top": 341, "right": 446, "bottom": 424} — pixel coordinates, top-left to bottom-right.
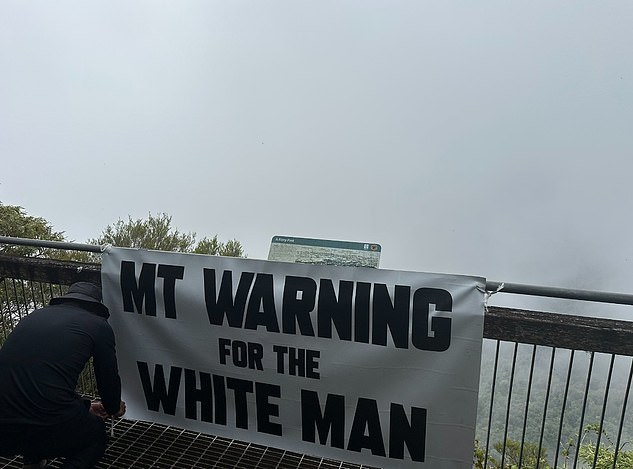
{"left": 1, "top": 1, "right": 632, "bottom": 314}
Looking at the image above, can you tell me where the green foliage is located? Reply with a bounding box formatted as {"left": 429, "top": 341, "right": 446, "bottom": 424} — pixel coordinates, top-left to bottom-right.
{"left": 0, "top": 203, "right": 64, "bottom": 257}
{"left": 0, "top": 203, "right": 89, "bottom": 342}
{"left": 474, "top": 439, "right": 487, "bottom": 468}
{"left": 90, "top": 213, "right": 244, "bottom": 257}
{"left": 577, "top": 424, "right": 633, "bottom": 469}
{"left": 480, "top": 438, "right": 551, "bottom": 469}
{"left": 476, "top": 428, "right": 633, "bottom": 469}
{"left": 0, "top": 202, "right": 92, "bottom": 261}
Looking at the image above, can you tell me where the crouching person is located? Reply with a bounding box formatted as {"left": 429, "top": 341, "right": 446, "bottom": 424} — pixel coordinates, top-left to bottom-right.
{"left": 0, "top": 282, "right": 126, "bottom": 468}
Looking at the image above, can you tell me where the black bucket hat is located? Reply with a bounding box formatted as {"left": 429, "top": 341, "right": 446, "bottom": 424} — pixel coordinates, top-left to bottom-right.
{"left": 50, "top": 282, "right": 110, "bottom": 317}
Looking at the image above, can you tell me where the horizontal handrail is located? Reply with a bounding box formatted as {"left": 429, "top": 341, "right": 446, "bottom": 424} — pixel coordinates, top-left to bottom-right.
{"left": 2, "top": 235, "right": 633, "bottom": 305}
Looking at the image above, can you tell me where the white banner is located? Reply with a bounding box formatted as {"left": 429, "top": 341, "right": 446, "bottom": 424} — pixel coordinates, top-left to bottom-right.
{"left": 101, "top": 247, "right": 485, "bottom": 468}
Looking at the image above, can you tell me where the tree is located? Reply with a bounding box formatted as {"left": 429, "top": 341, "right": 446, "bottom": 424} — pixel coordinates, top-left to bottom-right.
{"left": 474, "top": 438, "right": 553, "bottom": 469}
{"left": 89, "top": 213, "right": 244, "bottom": 257}
{"left": 0, "top": 202, "right": 92, "bottom": 262}
{"left": 1, "top": 203, "right": 65, "bottom": 257}
{"left": 0, "top": 203, "right": 88, "bottom": 344}
{"left": 578, "top": 425, "right": 633, "bottom": 469}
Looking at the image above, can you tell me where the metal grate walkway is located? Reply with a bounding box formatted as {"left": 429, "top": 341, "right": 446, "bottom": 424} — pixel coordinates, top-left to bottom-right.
{"left": 0, "top": 419, "right": 379, "bottom": 469}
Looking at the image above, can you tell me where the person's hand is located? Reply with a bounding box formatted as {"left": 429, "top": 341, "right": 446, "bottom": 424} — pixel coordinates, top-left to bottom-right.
{"left": 89, "top": 400, "right": 108, "bottom": 419}
{"left": 111, "top": 400, "right": 126, "bottom": 418}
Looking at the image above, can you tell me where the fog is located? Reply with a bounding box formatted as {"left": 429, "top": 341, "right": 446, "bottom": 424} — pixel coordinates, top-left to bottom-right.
{"left": 2, "top": 1, "right": 632, "bottom": 317}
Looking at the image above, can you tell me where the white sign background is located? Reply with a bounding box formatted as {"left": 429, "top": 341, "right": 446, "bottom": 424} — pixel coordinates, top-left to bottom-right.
{"left": 101, "top": 247, "right": 485, "bottom": 468}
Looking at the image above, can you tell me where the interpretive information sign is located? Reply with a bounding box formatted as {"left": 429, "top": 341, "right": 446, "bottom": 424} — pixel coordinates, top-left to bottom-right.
{"left": 101, "top": 246, "right": 485, "bottom": 468}
{"left": 268, "top": 236, "right": 382, "bottom": 268}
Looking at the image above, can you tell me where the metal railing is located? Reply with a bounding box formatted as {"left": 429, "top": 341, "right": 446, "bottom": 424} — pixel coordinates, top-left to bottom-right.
{"left": 0, "top": 272, "right": 100, "bottom": 397}
{"left": 1, "top": 250, "right": 633, "bottom": 468}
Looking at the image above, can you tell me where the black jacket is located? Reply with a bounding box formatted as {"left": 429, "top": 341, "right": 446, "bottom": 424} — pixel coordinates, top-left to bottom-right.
{"left": 0, "top": 300, "right": 122, "bottom": 425}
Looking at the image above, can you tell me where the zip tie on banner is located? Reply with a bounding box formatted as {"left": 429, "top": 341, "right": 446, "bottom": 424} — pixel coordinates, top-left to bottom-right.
{"left": 110, "top": 418, "right": 114, "bottom": 437}
{"left": 484, "top": 282, "right": 505, "bottom": 312}
{"left": 101, "top": 243, "right": 113, "bottom": 254}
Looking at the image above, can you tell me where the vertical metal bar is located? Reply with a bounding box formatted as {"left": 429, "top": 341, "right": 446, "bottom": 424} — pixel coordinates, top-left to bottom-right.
{"left": 500, "top": 342, "right": 519, "bottom": 469}
{"left": 17, "top": 279, "right": 28, "bottom": 320}
{"left": 573, "top": 351, "right": 595, "bottom": 469}
{"left": 47, "top": 281, "right": 55, "bottom": 300}
{"left": 593, "top": 354, "right": 615, "bottom": 469}
{"left": 37, "top": 281, "right": 50, "bottom": 309}
{"left": 612, "top": 358, "right": 633, "bottom": 469}
{"left": 555, "top": 350, "right": 575, "bottom": 468}
{"left": 518, "top": 344, "right": 537, "bottom": 468}
{"left": 484, "top": 340, "right": 501, "bottom": 468}
{"left": 536, "top": 347, "right": 556, "bottom": 469}
{"left": 10, "top": 278, "right": 21, "bottom": 323}
{"left": 35, "top": 281, "right": 44, "bottom": 308}
{"left": 0, "top": 278, "right": 10, "bottom": 341}
{"left": 27, "top": 279, "right": 37, "bottom": 312}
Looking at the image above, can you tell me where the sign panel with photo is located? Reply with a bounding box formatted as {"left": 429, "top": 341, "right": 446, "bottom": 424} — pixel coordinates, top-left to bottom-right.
{"left": 268, "top": 236, "right": 381, "bottom": 268}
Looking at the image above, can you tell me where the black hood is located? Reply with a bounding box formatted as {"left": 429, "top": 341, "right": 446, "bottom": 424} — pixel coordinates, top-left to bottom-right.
{"left": 50, "top": 282, "right": 110, "bottom": 318}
